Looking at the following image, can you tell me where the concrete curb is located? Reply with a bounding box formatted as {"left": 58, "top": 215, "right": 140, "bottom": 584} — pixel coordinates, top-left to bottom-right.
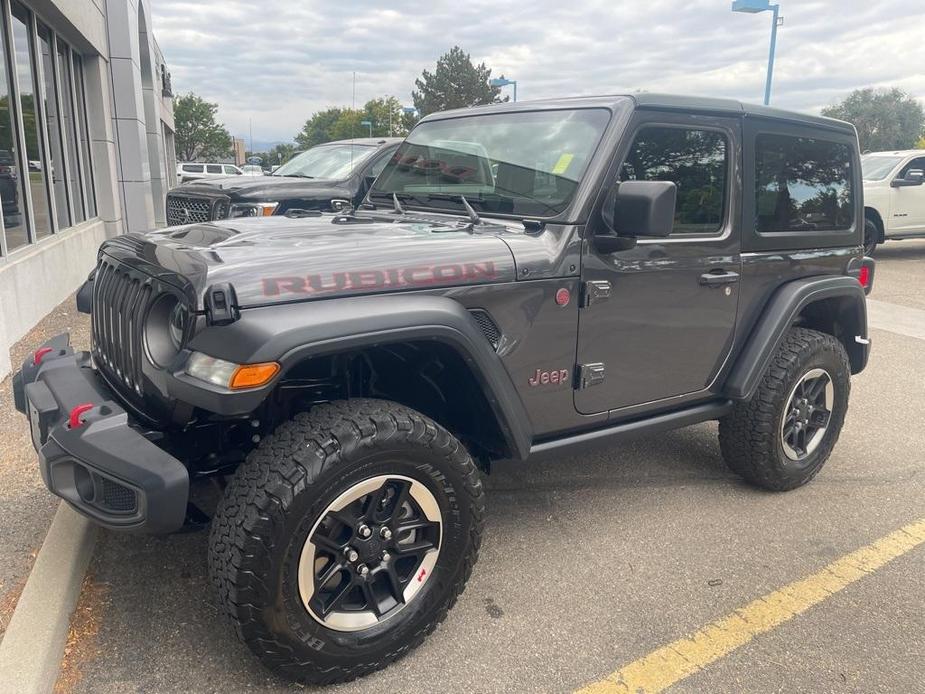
{"left": 0, "top": 502, "right": 97, "bottom": 694}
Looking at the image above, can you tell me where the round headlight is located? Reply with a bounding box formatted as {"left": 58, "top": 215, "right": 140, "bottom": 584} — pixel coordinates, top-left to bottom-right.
{"left": 145, "top": 295, "right": 187, "bottom": 368}
{"left": 168, "top": 302, "right": 187, "bottom": 350}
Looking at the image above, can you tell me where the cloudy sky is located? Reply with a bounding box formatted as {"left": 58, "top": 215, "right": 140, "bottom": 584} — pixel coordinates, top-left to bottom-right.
{"left": 150, "top": 0, "right": 925, "bottom": 145}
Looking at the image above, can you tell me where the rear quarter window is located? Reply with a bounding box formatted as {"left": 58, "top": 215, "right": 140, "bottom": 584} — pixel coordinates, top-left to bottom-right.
{"left": 183, "top": 164, "right": 204, "bottom": 173}
{"left": 755, "top": 134, "right": 854, "bottom": 233}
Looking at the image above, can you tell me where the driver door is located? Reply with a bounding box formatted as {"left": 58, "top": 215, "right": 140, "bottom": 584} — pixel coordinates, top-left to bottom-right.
{"left": 890, "top": 156, "right": 925, "bottom": 233}
{"left": 575, "top": 112, "right": 741, "bottom": 415}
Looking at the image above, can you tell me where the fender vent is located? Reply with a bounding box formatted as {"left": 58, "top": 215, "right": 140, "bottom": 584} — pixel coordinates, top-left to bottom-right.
{"left": 469, "top": 309, "right": 502, "bottom": 350}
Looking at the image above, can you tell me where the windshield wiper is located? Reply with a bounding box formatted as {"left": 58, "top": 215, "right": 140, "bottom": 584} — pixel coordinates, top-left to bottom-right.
{"left": 275, "top": 172, "right": 314, "bottom": 179}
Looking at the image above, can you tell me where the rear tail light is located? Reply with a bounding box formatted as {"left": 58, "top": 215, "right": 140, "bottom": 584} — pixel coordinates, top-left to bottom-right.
{"left": 857, "top": 265, "right": 870, "bottom": 289}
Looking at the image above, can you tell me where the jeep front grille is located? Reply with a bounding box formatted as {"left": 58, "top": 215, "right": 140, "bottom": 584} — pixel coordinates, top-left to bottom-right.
{"left": 166, "top": 193, "right": 226, "bottom": 226}
{"left": 91, "top": 258, "right": 154, "bottom": 396}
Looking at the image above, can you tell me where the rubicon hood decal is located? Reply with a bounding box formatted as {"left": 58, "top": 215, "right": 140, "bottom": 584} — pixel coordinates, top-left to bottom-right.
{"left": 263, "top": 262, "right": 499, "bottom": 298}
{"left": 102, "top": 214, "right": 518, "bottom": 309}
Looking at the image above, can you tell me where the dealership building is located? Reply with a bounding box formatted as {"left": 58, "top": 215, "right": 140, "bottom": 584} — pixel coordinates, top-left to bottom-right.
{"left": 0, "top": 0, "right": 175, "bottom": 378}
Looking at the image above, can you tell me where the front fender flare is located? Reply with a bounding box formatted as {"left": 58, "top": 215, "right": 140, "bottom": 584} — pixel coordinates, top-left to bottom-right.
{"left": 724, "top": 276, "right": 868, "bottom": 401}
{"left": 186, "top": 294, "right": 533, "bottom": 460}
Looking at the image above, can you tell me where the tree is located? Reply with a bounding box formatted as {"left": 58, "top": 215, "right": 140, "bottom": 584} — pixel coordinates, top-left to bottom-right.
{"left": 412, "top": 46, "right": 505, "bottom": 117}
{"left": 173, "top": 93, "right": 233, "bottom": 162}
{"left": 295, "top": 97, "right": 414, "bottom": 149}
{"left": 247, "top": 143, "right": 297, "bottom": 167}
{"left": 295, "top": 107, "right": 347, "bottom": 149}
{"left": 361, "top": 97, "right": 413, "bottom": 138}
{"left": 821, "top": 88, "right": 925, "bottom": 152}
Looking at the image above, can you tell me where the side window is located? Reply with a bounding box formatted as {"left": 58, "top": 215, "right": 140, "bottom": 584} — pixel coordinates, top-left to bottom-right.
{"left": 755, "top": 135, "right": 853, "bottom": 233}
{"left": 368, "top": 150, "right": 393, "bottom": 179}
{"left": 223, "top": 165, "right": 239, "bottom": 175}
{"left": 206, "top": 164, "right": 222, "bottom": 174}
{"left": 184, "top": 164, "right": 204, "bottom": 173}
{"left": 619, "top": 126, "right": 728, "bottom": 235}
{"left": 899, "top": 157, "right": 925, "bottom": 178}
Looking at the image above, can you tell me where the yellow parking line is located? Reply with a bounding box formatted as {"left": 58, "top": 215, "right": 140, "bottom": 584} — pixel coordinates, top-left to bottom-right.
{"left": 576, "top": 518, "right": 925, "bottom": 694}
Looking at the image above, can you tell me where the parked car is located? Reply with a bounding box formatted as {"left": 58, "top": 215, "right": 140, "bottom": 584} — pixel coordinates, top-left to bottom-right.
{"left": 241, "top": 164, "right": 264, "bottom": 177}
{"left": 861, "top": 149, "right": 925, "bottom": 254}
{"left": 177, "top": 162, "right": 243, "bottom": 184}
{"left": 165, "top": 138, "right": 401, "bottom": 226}
{"left": 13, "top": 94, "right": 873, "bottom": 684}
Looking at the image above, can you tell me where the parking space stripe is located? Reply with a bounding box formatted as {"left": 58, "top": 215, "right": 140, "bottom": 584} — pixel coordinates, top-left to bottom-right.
{"left": 575, "top": 518, "right": 925, "bottom": 694}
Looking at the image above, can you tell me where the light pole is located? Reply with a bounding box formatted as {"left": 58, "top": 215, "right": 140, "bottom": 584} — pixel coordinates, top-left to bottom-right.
{"left": 490, "top": 77, "right": 517, "bottom": 102}
{"left": 731, "top": 0, "right": 782, "bottom": 106}
{"left": 360, "top": 120, "right": 373, "bottom": 138}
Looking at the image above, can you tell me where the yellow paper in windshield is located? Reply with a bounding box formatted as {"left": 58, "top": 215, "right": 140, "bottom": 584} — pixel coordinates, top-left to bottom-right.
{"left": 551, "top": 153, "right": 574, "bottom": 175}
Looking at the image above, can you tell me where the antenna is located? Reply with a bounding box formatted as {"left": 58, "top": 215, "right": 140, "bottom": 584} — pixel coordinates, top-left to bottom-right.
{"left": 460, "top": 195, "right": 481, "bottom": 226}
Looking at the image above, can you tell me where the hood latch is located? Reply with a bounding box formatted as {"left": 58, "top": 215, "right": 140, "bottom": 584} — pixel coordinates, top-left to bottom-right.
{"left": 205, "top": 283, "right": 240, "bottom": 326}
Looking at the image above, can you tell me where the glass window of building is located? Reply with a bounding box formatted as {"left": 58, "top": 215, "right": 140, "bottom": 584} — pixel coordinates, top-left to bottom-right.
{"left": 37, "top": 22, "right": 67, "bottom": 229}
{"left": 57, "top": 39, "right": 83, "bottom": 223}
{"left": 72, "top": 52, "right": 95, "bottom": 218}
{"left": 10, "top": 1, "right": 52, "bottom": 240}
{"left": 0, "top": 11, "right": 28, "bottom": 252}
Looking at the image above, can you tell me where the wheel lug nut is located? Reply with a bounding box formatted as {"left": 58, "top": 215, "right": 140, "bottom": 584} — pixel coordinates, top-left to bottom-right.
{"left": 357, "top": 524, "right": 371, "bottom": 539}
{"left": 345, "top": 548, "right": 358, "bottom": 563}
{"left": 381, "top": 551, "right": 391, "bottom": 562}
{"left": 358, "top": 564, "right": 369, "bottom": 578}
{"left": 380, "top": 527, "right": 392, "bottom": 540}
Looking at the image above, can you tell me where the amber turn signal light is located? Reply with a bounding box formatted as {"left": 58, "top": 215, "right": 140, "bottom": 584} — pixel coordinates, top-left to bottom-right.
{"left": 229, "top": 362, "right": 280, "bottom": 389}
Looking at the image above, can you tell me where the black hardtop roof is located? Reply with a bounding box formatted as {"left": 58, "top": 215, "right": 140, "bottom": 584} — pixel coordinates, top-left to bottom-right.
{"left": 420, "top": 93, "right": 855, "bottom": 135}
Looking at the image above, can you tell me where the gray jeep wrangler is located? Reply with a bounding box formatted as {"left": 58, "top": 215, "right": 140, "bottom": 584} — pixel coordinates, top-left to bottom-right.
{"left": 13, "top": 94, "right": 874, "bottom": 684}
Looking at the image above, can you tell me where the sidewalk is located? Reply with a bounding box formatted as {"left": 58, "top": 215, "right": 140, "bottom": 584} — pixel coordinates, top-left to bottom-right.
{"left": 0, "top": 295, "right": 89, "bottom": 642}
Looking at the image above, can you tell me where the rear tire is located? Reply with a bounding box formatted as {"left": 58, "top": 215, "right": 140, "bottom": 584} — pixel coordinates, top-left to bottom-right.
{"left": 208, "top": 399, "right": 484, "bottom": 684}
{"left": 864, "top": 217, "right": 880, "bottom": 256}
{"left": 719, "top": 328, "right": 850, "bottom": 491}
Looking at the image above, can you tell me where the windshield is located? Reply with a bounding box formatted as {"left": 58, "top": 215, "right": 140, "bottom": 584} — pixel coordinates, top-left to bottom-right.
{"left": 370, "top": 108, "right": 611, "bottom": 217}
{"left": 273, "top": 143, "right": 377, "bottom": 179}
{"left": 861, "top": 155, "right": 903, "bottom": 181}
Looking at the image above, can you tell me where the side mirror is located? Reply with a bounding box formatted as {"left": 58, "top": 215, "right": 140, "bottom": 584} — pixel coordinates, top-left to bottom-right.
{"left": 601, "top": 179, "right": 677, "bottom": 241}
{"left": 891, "top": 169, "right": 924, "bottom": 187}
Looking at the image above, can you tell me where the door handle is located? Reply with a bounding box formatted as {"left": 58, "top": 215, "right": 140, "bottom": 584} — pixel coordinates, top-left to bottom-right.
{"left": 699, "top": 270, "right": 740, "bottom": 287}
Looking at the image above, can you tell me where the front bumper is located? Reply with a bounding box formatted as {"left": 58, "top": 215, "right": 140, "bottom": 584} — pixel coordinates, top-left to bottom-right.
{"left": 12, "top": 334, "right": 188, "bottom": 533}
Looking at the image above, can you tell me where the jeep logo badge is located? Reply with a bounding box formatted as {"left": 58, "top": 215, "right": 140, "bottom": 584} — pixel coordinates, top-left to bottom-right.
{"left": 528, "top": 368, "right": 569, "bottom": 387}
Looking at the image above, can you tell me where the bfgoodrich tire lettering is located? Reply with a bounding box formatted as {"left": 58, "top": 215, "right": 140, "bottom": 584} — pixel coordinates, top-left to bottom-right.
{"left": 208, "top": 399, "right": 485, "bottom": 684}
{"left": 719, "top": 328, "right": 850, "bottom": 491}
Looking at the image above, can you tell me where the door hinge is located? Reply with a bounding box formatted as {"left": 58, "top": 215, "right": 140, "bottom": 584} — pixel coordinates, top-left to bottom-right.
{"left": 581, "top": 280, "right": 612, "bottom": 308}
{"left": 577, "top": 362, "right": 606, "bottom": 389}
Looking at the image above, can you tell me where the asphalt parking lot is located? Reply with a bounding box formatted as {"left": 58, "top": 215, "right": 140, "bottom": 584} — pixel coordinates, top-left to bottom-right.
{"left": 4, "top": 241, "right": 924, "bottom": 693}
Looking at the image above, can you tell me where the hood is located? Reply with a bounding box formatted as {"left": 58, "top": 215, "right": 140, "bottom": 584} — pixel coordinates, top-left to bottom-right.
{"left": 101, "top": 213, "right": 518, "bottom": 310}
{"left": 171, "top": 175, "right": 349, "bottom": 202}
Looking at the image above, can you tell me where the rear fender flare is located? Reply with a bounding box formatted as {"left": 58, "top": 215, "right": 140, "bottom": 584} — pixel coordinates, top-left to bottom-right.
{"left": 724, "top": 276, "right": 868, "bottom": 401}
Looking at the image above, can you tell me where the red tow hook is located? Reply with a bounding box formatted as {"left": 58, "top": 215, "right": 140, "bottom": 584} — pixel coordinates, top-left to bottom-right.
{"left": 68, "top": 403, "right": 94, "bottom": 429}
{"left": 33, "top": 347, "right": 54, "bottom": 365}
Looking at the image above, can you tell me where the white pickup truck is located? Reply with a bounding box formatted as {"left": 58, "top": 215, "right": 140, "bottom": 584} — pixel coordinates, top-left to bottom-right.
{"left": 862, "top": 149, "right": 925, "bottom": 254}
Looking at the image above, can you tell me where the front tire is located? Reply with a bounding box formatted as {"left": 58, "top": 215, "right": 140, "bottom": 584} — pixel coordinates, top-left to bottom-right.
{"left": 208, "top": 399, "right": 485, "bottom": 684}
{"left": 719, "top": 328, "right": 850, "bottom": 491}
